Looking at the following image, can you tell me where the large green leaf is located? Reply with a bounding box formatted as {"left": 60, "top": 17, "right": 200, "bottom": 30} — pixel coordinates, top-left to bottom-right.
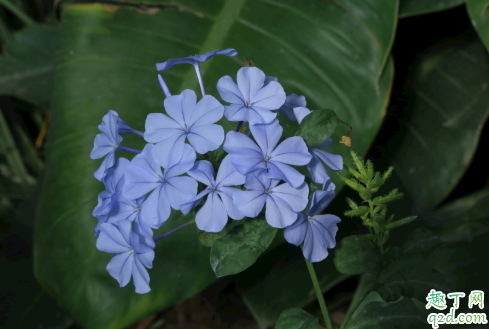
{"left": 34, "top": 0, "right": 398, "bottom": 328}
{"left": 466, "top": 0, "right": 489, "bottom": 52}
{"left": 275, "top": 308, "right": 318, "bottom": 329}
{"left": 0, "top": 25, "right": 57, "bottom": 108}
{"left": 399, "top": 0, "right": 464, "bottom": 18}
{"left": 334, "top": 235, "right": 381, "bottom": 274}
{"left": 390, "top": 39, "right": 489, "bottom": 214}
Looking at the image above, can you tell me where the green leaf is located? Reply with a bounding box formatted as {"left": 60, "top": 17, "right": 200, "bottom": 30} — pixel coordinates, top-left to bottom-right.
{"left": 344, "top": 206, "right": 369, "bottom": 217}
{"left": 33, "top": 0, "right": 398, "bottom": 327}
{"left": 210, "top": 218, "right": 277, "bottom": 277}
{"left": 345, "top": 299, "right": 425, "bottom": 329}
{"left": 390, "top": 39, "right": 489, "bottom": 214}
{"left": 399, "top": 0, "right": 464, "bottom": 18}
{"left": 296, "top": 109, "right": 337, "bottom": 146}
{"left": 0, "top": 25, "right": 57, "bottom": 108}
{"left": 275, "top": 308, "right": 318, "bottom": 329}
{"left": 384, "top": 215, "right": 416, "bottom": 229}
{"left": 424, "top": 187, "right": 489, "bottom": 243}
{"left": 237, "top": 245, "right": 349, "bottom": 329}
{"left": 375, "top": 266, "right": 455, "bottom": 302}
{"left": 466, "top": 0, "right": 489, "bottom": 52}
{"left": 402, "top": 228, "right": 442, "bottom": 255}
{"left": 334, "top": 236, "right": 380, "bottom": 274}
{"left": 198, "top": 228, "right": 228, "bottom": 247}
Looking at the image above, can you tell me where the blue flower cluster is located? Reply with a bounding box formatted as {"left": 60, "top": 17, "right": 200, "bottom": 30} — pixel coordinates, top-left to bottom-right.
{"left": 90, "top": 49, "right": 343, "bottom": 293}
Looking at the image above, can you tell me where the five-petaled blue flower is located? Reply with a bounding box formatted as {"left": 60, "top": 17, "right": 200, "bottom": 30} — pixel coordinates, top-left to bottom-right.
{"left": 307, "top": 139, "right": 343, "bottom": 184}
{"left": 284, "top": 180, "right": 340, "bottom": 262}
{"left": 156, "top": 49, "right": 237, "bottom": 71}
{"left": 234, "top": 171, "right": 309, "bottom": 228}
{"left": 144, "top": 89, "right": 224, "bottom": 168}
{"left": 96, "top": 220, "right": 155, "bottom": 294}
{"left": 123, "top": 143, "right": 197, "bottom": 228}
{"left": 217, "top": 67, "right": 286, "bottom": 124}
{"left": 264, "top": 77, "right": 310, "bottom": 123}
{"left": 180, "top": 155, "right": 246, "bottom": 232}
{"left": 224, "top": 119, "right": 312, "bottom": 188}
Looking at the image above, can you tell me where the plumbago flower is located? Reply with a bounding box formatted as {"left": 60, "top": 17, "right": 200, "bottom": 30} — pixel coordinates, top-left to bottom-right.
{"left": 96, "top": 220, "right": 155, "bottom": 294}
{"left": 217, "top": 67, "right": 286, "bottom": 123}
{"left": 284, "top": 179, "right": 340, "bottom": 262}
{"left": 307, "top": 138, "right": 344, "bottom": 184}
{"left": 234, "top": 171, "right": 309, "bottom": 228}
{"left": 90, "top": 110, "right": 142, "bottom": 181}
{"left": 144, "top": 89, "right": 224, "bottom": 168}
{"left": 180, "top": 155, "right": 246, "bottom": 232}
{"left": 89, "top": 48, "right": 346, "bottom": 296}
{"left": 223, "top": 119, "right": 312, "bottom": 188}
{"left": 123, "top": 143, "right": 197, "bottom": 228}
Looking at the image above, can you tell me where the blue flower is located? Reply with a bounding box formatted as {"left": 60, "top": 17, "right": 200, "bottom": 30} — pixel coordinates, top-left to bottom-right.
{"left": 93, "top": 158, "right": 129, "bottom": 236}
{"left": 217, "top": 67, "right": 286, "bottom": 124}
{"left": 123, "top": 143, "right": 197, "bottom": 228}
{"left": 110, "top": 193, "right": 155, "bottom": 248}
{"left": 223, "top": 119, "right": 312, "bottom": 188}
{"left": 156, "top": 49, "right": 237, "bottom": 71}
{"left": 91, "top": 111, "right": 142, "bottom": 181}
{"left": 263, "top": 77, "right": 310, "bottom": 123}
{"left": 144, "top": 89, "right": 224, "bottom": 168}
{"left": 307, "top": 139, "right": 343, "bottom": 184}
{"left": 234, "top": 171, "right": 309, "bottom": 228}
{"left": 180, "top": 155, "right": 245, "bottom": 232}
{"left": 283, "top": 181, "right": 340, "bottom": 262}
{"left": 96, "top": 220, "right": 155, "bottom": 294}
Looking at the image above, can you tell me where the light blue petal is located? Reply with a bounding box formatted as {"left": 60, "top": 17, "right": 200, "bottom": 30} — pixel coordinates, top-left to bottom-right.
{"left": 106, "top": 252, "right": 133, "bottom": 287}
{"left": 189, "top": 94, "right": 224, "bottom": 127}
{"left": 313, "top": 215, "right": 340, "bottom": 249}
{"left": 179, "top": 188, "right": 211, "bottom": 215}
{"left": 140, "top": 186, "right": 171, "bottom": 229}
{"left": 90, "top": 134, "right": 115, "bottom": 159}
{"left": 164, "top": 143, "right": 196, "bottom": 178}
{"left": 308, "top": 190, "right": 335, "bottom": 216}
{"left": 93, "top": 151, "right": 116, "bottom": 181}
{"left": 247, "top": 105, "right": 277, "bottom": 124}
{"left": 133, "top": 217, "right": 155, "bottom": 249}
{"left": 224, "top": 104, "right": 248, "bottom": 122}
{"left": 265, "top": 194, "right": 298, "bottom": 228}
{"left": 223, "top": 130, "right": 263, "bottom": 159}
{"left": 283, "top": 213, "right": 307, "bottom": 246}
{"left": 92, "top": 190, "right": 112, "bottom": 217}
{"left": 107, "top": 157, "right": 130, "bottom": 193}
{"left": 216, "top": 155, "right": 246, "bottom": 187}
{"left": 97, "top": 222, "right": 131, "bottom": 253}
{"left": 234, "top": 190, "right": 266, "bottom": 218}
{"left": 217, "top": 75, "right": 245, "bottom": 104}
{"left": 187, "top": 160, "right": 215, "bottom": 186}
{"left": 283, "top": 94, "right": 306, "bottom": 109}
{"left": 123, "top": 145, "right": 162, "bottom": 199}
{"left": 264, "top": 76, "right": 278, "bottom": 86}
{"left": 312, "top": 148, "right": 343, "bottom": 171}
{"left": 237, "top": 67, "right": 265, "bottom": 102}
{"left": 196, "top": 192, "right": 228, "bottom": 232}
{"left": 243, "top": 171, "right": 269, "bottom": 191}
{"left": 144, "top": 113, "right": 183, "bottom": 143}
{"left": 164, "top": 176, "right": 198, "bottom": 210}
{"left": 217, "top": 187, "right": 244, "bottom": 220}
{"left": 272, "top": 182, "right": 309, "bottom": 212}
{"left": 132, "top": 258, "right": 151, "bottom": 294}
{"left": 303, "top": 215, "right": 340, "bottom": 262}
{"left": 156, "top": 49, "right": 237, "bottom": 71}
{"left": 323, "top": 179, "right": 336, "bottom": 192}
{"left": 251, "top": 81, "right": 286, "bottom": 110}
{"left": 98, "top": 110, "right": 121, "bottom": 144}
{"left": 249, "top": 119, "right": 282, "bottom": 155}
{"left": 267, "top": 161, "right": 305, "bottom": 188}
{"left": 293, "top": 107, "right": 311, "bottom": 124}
{"left": 188, "top": 124, "right": 224, "bottom": 154}
{"left": 110, "top": 193, "right": 139, "bottom": 222}
{"left": 152, "top": 134, "right": 186, "bottom": 168}
{"left": 232, "top": 157, "right": 266, "bottom": 176}
{"left": 307, "top": 153, "right": 330, "bottom": 184}
{"left": 270, "top": 136, "right": 311, "bottom": 165}
{"left": 163, "top": 90, "right": 196, "bottom": 127}
{"left": 136, "top": 246, "right": 155, "bottom": 269}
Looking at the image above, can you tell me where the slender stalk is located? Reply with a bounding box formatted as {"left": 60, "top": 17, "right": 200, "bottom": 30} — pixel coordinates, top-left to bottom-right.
{"left": 0, "top": 0, "right": 35, "bottom": 26}
{"left": 158, "top": 74, "right": 172, "bottom": 97}
{"left": 303, "top": 254, "right": 333, "bottom": 329}
{"left": 154, "top": 220, "right": 194, "bottom": 242}
{"left": 117, "top": 145, "right": 141, "bottom": 154}
{"left": 235, "top": 121, "right": 243, "bottom": 132}
{"left": 193, "top": 63, "right": 206, "bottom": 96}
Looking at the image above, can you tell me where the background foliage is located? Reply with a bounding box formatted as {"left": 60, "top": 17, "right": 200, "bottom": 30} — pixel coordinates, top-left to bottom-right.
{"left": 0, "top": 0, "right": 488, "bottom": 328}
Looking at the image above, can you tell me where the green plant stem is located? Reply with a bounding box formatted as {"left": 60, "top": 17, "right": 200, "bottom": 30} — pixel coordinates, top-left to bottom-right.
{"left": 303, "top": 252, "right": 333, "bottom": 329}
{"left": 0, "top": 0, "right": 35, "bottom": 26}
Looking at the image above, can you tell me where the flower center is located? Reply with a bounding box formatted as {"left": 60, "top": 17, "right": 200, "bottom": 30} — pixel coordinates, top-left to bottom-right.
{"left": 307, "top": 216, "right": 315, "bottom": 222}
{"left": 211, "top": 186, "right": 218, "bottom": 192}
{"left": 159, "top": 177, "right": 167, "bottom": 184}
{"left": 245, "top": 99, "right": 253, "bottom": 108}
{"left": 264, "top": 188, "right": 273, "bottom": 195}
{"left": 263, "top": 155, "right": 272, "bottom": 163}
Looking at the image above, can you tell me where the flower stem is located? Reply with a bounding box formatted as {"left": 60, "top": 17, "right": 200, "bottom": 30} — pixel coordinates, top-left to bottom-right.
{"left": 117, "top": 145, "right": 141, "bottom": 154}
{"left": 0, "top": 0, "right": 35, "bottom": 26}
{"left": 303, "top": 253, "right": 333, "bottom": 329}
{"left": 236, "top": 121, "right": 243, "bottom": 132}
{"left": 158, "top": 74, "right": 172, "bottom": 97}
{"left": 193, "top": 63, "right": 206, "bottom": 96}
{"left": 153, "top": 220, "right": 194, "bottom": 242}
